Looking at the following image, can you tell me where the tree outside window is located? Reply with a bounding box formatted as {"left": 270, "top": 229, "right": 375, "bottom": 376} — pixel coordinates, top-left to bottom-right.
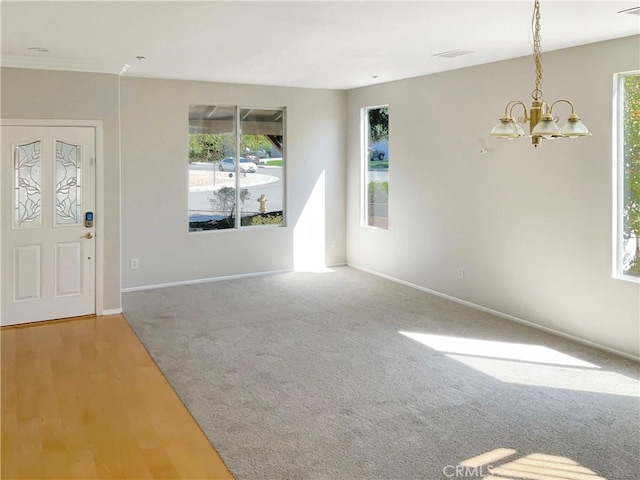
{"left": 619, "top": 73, "right": 640, "bottom": 278}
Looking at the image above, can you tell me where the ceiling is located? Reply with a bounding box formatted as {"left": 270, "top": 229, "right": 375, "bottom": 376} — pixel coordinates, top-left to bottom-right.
{"left": 2, "top": 1, "right": 639, "bottom": 90}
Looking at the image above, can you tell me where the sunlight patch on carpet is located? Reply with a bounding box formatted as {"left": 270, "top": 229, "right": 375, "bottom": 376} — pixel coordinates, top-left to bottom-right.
{"left": 400, "top": 332, "right": 640, "bottom": 397}
{"left": 451, "top": 449, "right": 607, "bottom": 480}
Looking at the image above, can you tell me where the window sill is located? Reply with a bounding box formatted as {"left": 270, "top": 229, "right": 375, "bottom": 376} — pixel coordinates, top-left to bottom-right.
{"left": 614, "top": 273, "right": 640, "bottom": 284}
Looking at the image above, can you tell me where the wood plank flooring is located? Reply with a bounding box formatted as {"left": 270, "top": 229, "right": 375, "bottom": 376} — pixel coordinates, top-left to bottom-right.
{"left": 1, "top": 314, "right": 234, "bottom": 479}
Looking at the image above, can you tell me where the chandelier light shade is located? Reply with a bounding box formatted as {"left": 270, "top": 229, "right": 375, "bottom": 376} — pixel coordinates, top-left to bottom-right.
{"left": 490, "top": 0, "right": 591, "bottom": 147}
{"left": 490, "top": 116, "right": 525, "bottom": 138}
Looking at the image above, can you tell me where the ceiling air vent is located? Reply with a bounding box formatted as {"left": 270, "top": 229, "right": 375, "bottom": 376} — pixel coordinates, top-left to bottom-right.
{"left": 618, "top": 6, "right": 640, "bottom": 16}
{"left": 432, "top": 49, "right": 473, "bottom": 59}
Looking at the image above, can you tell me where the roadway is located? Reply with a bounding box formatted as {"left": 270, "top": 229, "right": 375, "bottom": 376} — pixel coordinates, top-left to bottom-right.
{"left": 189, "top": 164, "right": 283, "bottom": 218}
{"left": 188, "top": 162, "right": 389, "bottom": 220}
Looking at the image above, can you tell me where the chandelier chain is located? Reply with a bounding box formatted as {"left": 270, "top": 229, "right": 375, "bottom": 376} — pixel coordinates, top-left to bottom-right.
{"left": 490, "top": 0, "right": 591, "bottom": 144}
{"left": 532, "top": 0, "right": 543, "bottom": 100}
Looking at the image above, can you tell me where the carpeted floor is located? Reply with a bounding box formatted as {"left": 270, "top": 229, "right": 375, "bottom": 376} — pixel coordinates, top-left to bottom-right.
{"left": 123, "top": 267, "right": 640, "bottom": 480}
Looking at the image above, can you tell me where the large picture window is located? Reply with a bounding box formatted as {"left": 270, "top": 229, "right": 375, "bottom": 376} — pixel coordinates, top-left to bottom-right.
{"left": 188, "top": 106, "right": 285, "bottom": 231}
{"left": 362, "top": 105, "right": 389, "bottom": 229}
{"left": 616, "top": 72, "right": 640, "bottom": 280}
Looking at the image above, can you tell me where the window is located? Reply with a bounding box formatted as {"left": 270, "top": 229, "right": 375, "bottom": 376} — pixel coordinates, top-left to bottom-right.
{"left": 362, "top": 105, "right": 389, "bottom": 229}
{"left": 188, "top": 105, "right": 285, "bottom": 231}
{"left": 616, "top": 72, "right": 640, "bottom": 280}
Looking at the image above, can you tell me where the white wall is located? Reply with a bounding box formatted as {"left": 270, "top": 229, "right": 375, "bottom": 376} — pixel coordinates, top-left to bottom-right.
{"left": 1, "top": 68, "right": 122, "bottom": 312}
{"left": 346, "top": 36, "right": 640, "bottom": 358}
{"left": 3, "top": 37, "right": 637, "bottom": 358}
{"left": 120, "top": 77, "right": 346, "bottom": 288}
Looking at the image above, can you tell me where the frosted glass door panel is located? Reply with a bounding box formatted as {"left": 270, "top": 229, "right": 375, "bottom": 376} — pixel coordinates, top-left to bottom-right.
{"left": 13, "top": 140, "right": 42, "bottom": 228}
{"left": 55, "top": 141, "right": 82, "bottom": 226}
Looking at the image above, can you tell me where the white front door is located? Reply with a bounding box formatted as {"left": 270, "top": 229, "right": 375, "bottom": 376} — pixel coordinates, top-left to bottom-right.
{"left": 1, "top": 126, "right": 96, "bottom": 325}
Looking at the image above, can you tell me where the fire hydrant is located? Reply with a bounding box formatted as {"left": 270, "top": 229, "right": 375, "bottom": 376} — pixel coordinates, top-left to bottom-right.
{"left": 258, "top": 194, "right": 267, "bottom": 213}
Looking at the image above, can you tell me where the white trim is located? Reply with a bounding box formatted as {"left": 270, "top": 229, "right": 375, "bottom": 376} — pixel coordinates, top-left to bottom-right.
{"left": 348, "top": 263, "right": 640, "bottom": 363}
{"left": 612, "top": 71, "right": 640, "bottom": 284}
{"left": 360, "top": 106, "right": 367, "bottom": 227}
{"left": 1, "top": 119, "right": 107, "bottom": 318}
{"left": 101, "top": 308, "right": 123, "bottom": 316}
{"left": 617, "top": 273, "right": 640, "bottom": 284}
{"left": 1, "top": 55, "right": 115, "bottom": 75}
{"left": 121, "top": 269, "right": 289, "bottom": 293}
{"left": 118, "top": 73, "right": 124, "bottom": 316}
{"left": 613, "top": 72, "right": 621, "bottom": 280}
{"left": 95, "top": 123, "right": 106, "bottom": 314}
{"left": 326, "top": 261, "right": 348, "bottom": 268}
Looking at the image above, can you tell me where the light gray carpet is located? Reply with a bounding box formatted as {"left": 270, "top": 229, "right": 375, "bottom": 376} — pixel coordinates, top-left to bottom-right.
{"left": 123, "top": 267, "right": 640, "bottom": 480}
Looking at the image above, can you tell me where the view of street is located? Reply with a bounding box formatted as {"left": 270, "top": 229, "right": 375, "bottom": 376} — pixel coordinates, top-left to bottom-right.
{"left": 188, "top": 162, "right": 283, "bottom": 220}
{"left": 188, "top": 159, "right": 390, "bottom": 223}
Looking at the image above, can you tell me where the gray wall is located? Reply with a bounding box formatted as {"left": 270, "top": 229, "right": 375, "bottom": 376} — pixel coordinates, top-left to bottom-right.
{"left": 1, "top": 68, "right": 122, "bottom": 312}
{"left": 346, "top": 36, "right": 640, "bottom": 358}
{"left": 120, "top": 77, "right": 346, "bottom": 288}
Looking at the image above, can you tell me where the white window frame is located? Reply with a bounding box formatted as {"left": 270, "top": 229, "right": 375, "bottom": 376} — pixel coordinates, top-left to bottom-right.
{"left": 613, "top": 71, "right": 640, "bottom": 283}
{"left": 188, "top": 105, "right": 286, "bottom": 232}
{"left": 361, "top": 104, "right": 389, "bottom": 229}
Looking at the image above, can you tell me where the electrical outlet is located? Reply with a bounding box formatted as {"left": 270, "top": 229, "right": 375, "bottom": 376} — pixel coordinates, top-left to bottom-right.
{"left": 131, "top": 258, "right": 139, "bottom": 270}
{"left": 331, "top": 240, "right": 336, "bottom": 249}
{"left": 457, "top": 268, "right": 464, "bottom": 279}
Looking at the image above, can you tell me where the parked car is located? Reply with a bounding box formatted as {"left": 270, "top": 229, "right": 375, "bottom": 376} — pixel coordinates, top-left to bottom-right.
{"left": 252, "top": 149, "right": 272, "bottom": 158}
{"left": 369, "top": 140, "right": 388, "bottom": 161}
{"left": 370, "top": 149, "right": 386, "bottom": 161}
{"left": 248, "top": 148, "right": 282, "bottom": 158}
{"left": 218, "top": 157, "right": 257, "bottom": 173}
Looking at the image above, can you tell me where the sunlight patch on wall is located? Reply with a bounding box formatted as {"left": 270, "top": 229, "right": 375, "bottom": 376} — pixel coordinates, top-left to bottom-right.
{"left": 400, "top": 332, "right": 640, "bottom": 397}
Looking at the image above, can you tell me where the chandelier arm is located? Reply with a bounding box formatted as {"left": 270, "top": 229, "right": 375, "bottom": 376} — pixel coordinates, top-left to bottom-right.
{"left": 549, "top": 99, "right": 576, "bottom": 115}
{"left": 506, "top": 101, "right": 529, "bottom": 123}
{"left": 538, "top": 99, "right": 552, "bottom": 116}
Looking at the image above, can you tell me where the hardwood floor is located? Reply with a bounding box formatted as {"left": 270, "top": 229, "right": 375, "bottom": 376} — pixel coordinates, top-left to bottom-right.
{"left": 1, "top": 314, "right": 234, "bottom": 479}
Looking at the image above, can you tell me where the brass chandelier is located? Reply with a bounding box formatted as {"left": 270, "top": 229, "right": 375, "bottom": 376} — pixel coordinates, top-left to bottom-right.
{"left": 490, "top": 0, "right": 591, "bottom": 147}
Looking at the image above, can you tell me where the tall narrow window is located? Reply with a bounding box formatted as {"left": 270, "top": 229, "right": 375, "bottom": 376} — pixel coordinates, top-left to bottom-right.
{"left": 616, "top": 72, "right": 640, "bottom": 280}
{"left": 188, "top": 105, "right": 285, "bottom": 231}
{"left": 362, "top": 105, "right": 389, "bottom": 229}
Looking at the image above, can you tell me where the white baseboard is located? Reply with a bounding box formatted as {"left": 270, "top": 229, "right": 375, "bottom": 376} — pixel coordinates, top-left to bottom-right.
{"left": 100, "top": 308, "right": 123, "bottom": 315}
{"left": 348, "top": 263, "right": 640, "bottom": 363}
{"left": 121, "top": 269, "right": 290, "bottom": 293}
{"left": 327, "top": 261, "right": 348, "bottom": 268}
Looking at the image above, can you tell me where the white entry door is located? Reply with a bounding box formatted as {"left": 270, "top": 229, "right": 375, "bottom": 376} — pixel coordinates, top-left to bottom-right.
{"left": 1, "top": 126, "right": 96, "bottom": 326}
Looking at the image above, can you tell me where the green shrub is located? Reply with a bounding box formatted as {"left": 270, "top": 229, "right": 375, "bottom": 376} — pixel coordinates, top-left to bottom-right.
{"left": 209, "top": 187, "right": 250, "bottom": 221}
{"left": 250, "top": 214, "right": 283, "bottom": 225}
{"left": 368, "top": 181, "right": 388, "bottom": 204}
